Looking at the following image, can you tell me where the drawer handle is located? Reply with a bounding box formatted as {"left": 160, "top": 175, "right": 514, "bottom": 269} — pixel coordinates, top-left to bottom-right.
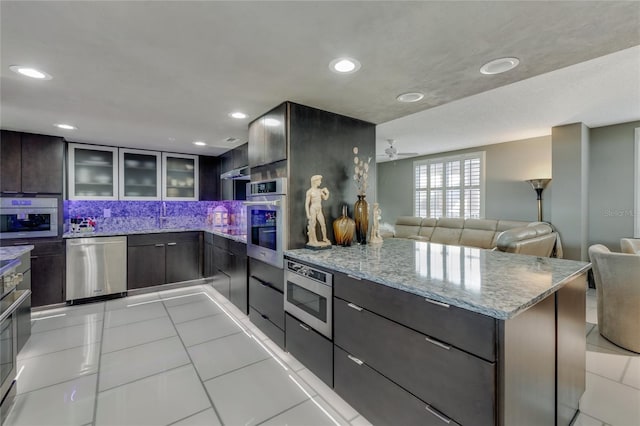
{"left": 425, "top": 404, "right": 452, "bottom": 424}
{"left": 30, "top": 256, "right": 39, "bottom": 259}
{"left": 347, "top": 354, "right": 363, "bottom": 366}
{"left": 346, "top": 274, "right": 362, "bottom": 281}
{"left": 425, "top": 336, "right": 451, "bottom": 351}
{"left": 155, "top": 243, "right": 165, "bottom": 247}
{"left": 347, "top": 303, "right": 363, "bottom": 312}
{"left": 424, "top": 298, "right": 450, "bottom": 309}
{"left": 13, "top": 242, "right": 31, "bottom": 246}
{"left": 299, "top": 323, "right": 310, "bottom": 332}
{"left": 167, "top": 242, "right": 177, "bottom": 246}
{"left": 260, "top": 313, "right": 269, "bottom": 320}
{"left": 2, "top": 191, "right": 18, "bottom": 194}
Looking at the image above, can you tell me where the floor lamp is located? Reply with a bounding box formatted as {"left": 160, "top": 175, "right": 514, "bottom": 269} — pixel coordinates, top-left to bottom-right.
{"left": 526, "top": 178, "right": 551, "bottom": 222}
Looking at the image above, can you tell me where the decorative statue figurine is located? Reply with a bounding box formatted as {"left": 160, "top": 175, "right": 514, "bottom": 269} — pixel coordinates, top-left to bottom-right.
{"left": 369, "top": 202, "right": 384, "bottom": 245}
{"left": 305, "top": 175, "right": 331, "bottom": 249}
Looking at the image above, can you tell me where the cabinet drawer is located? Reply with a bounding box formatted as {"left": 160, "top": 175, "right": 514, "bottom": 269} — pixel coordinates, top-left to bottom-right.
{"left": 335, "top": 297, "right": 495, "bottom": 426}
{"left": 285, "top": 313, "right": 333, "bottom": 387}
{"left": 334, "top": 271, "right": 496, "bottom": 361}
{"left": 249, "top": 258, "right": 284, "bottom": 292}
{"left": 229, "top": 240, "right": 246, "bottom": 256}
{"left": 213, "top": 234, "right": 230, "bottom": 250}
{"left": 204, "top": 232, "right": 214, "bottom": 245}
{"left": 249, "top": 307, "right": 284, "bottom": 349}
{"left": 128, "top": 233, "right": 166, "bottom": 247}
{"left": 334, "top": 346, "right": 460, "bottom": 426}
{"left": 249, "top": 277, "right": 284, "bottom": 330}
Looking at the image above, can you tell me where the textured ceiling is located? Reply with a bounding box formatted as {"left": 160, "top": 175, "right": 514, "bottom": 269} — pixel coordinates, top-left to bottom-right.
{"left": 1, "top": 1, "right": 639, "bottom": 157}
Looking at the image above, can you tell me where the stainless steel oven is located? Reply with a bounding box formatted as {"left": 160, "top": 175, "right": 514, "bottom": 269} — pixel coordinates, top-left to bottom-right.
{"left": 284, "top": 260, "right": 333, "bottom": 339}
{"left": 0, "top": 198, "right": 58, "bottom": 239}
{"left": 244, "top": 178, "right": 287, "bottom": 268}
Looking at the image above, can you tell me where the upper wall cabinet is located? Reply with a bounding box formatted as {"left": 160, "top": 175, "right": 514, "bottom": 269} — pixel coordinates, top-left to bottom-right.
{"left": 68, "top": 143, "right": 118, "bottom": 200}
{"left": 248, "top": 103, "right": 287, "bottom": 168}
{"left": 1, "top": 130, "right": 64, "bottom": 194}
{"left": 119, "top": 148, "right": 162, "bottom": 200}
{"left": 162, "top": 153, "right": 199, "bottom": 201}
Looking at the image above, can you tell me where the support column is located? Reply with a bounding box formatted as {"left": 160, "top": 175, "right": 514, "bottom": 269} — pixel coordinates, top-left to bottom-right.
{"left": 551, "top": 123, "right": 590, "bottom": 261}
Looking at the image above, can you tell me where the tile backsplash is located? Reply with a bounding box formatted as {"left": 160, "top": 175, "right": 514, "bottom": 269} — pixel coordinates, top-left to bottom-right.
{"left": 64, "top": 200, "right": 245, "bottom": 233}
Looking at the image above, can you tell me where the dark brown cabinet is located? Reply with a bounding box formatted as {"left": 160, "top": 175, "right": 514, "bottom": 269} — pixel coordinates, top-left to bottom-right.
{"left": 0, "top": 130, "right": 64, "bottom": 194}
{"left": 248, "top": 103, "right": 287, "bottom": 168}
{"left": 208, "top": 234, "right": 247, "bottom": 313}
{"left": 248, "top": 258, "right": 284, "bottom": 348}
{"left": 285, "top": 313, "right": 333, "bottom": 387}
{"left": 127, "top": 232, "right": 201, "bottom": 289}
{"left": 17, "top": 240, "right": 66, "bottom": 307}
{"left": 199, "top": 155, "right": 220, "bottom": 201}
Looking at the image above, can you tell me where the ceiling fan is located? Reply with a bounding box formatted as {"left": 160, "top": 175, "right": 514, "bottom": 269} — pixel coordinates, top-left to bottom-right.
{"left": 378, "top": 139, "right": 419, "bottom": 160}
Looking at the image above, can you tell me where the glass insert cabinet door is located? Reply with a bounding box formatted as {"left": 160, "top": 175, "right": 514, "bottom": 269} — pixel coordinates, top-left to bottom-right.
{"left": 119, "top": 149, "right": 161, "bottom": 200}
{"left": 68, "top": 143, "right": 118, "bottom": 200}
{"left": 162, "top": 153, "right": 199, "bottom": 201}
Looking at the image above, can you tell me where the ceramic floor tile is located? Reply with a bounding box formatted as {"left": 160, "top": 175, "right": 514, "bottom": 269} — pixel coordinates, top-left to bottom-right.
{"left": 622, "top": 356, "right": 640, "bottom": 389}
{"left": 586, "top": 307, "right": 598, "bottom": 325}
{"left": 170, "top": 408, "right": 221, "bottom": 426}
{"left": 16, "top": 343, "right": 100, "bottom": 394}
{"left": 350, "top": 415, "right": 373, "bottom": 426}
{"left": 95, "top": 364, "right": 211, "bottom": 426}
{"left": 158, "top": 285, "right": 205, "bottom": 300}
{"left": 105, "top": 291, "right": 160, "bottom": 310}
{"left": 4, "top": 374, "right": 96, "bottom": 426}
{"left": 19, "top": 321, "right": 103, "bottom": 359}
{"left": 263, "top": 337, "right": 305, "bottom": 372}
{"left": 31, "top": 311, "right": 103, "bottom": 334}
{"left": 297, "top": 367, "right": 360, "bottom": 422}
{"left": 101, "top": 316, "right": 176, "bottom": 353}
{"left": 188, "top": 332, "right": 269, "bottom": 381}
{"left": 175, "top": 313, "right": 241, "bottom": 347}
{"left": 33, "top": 302, "right": 105, "bottom": 319}
{"left": 586, "top": 326, "right": 637, "bottom": 355}
{"left": 580, "top": 372, "right": 640, "bottom": 426}
{"left": 166, "top": 298, "right": 223, "bottom": 324}
{"left": 586, "top": 322, "right": 596, "bottom": 336}
{"left": 572, "top": 412, "right": 604, "bottom": 426}
{"left": 204, "top": 358, "right": 312, "bottom": 426}
{"left": 586, "top": 344, "right": 632, "bottom": 382}
{"left": 99, "top": 336, "right": 190, "bottom": 391}
{"left": 103, "top": 302, "right": 168, "bottom": 328}
{"left": 162, "top": 291, "right": 209, "bottom": 308}
{"left": 260, "top": 398, "right": 348, "bottom": 426}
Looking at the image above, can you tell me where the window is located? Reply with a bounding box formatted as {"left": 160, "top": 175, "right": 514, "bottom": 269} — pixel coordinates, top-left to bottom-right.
{"left": 414, "top": 152, "right": 485, "bottom": 219}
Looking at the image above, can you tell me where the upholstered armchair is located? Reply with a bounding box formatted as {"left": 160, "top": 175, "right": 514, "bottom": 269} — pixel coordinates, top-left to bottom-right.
{"left": 588, "top": 244, "right": 640, "bottom": 353}
{"left": 621, "top": 238, "right": 640, "bottom": 255}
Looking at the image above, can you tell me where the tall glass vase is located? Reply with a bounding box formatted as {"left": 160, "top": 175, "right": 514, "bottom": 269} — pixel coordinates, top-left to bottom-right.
{"left": 354, "top": 195, "right": 369, "bottom": 244}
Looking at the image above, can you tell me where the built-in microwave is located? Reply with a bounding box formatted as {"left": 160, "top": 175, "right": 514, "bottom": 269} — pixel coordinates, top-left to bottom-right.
{"left": 0, "top": 198, "right": 58, "bottom": 239}
{"left": 244, "top": 178, "right": 287, "bottom": 268}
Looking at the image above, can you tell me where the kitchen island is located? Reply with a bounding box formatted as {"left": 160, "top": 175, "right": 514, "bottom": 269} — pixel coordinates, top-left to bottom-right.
{"left": 285, "top": 239, "right": 590, "bottom": 426}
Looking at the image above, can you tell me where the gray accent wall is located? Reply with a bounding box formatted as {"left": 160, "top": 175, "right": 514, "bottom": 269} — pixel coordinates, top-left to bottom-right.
{"left": 376, "top": 136, "right": 552, "bottom": 226}
{"left": 588, "top": 120, "right": 639, "bottom": 250}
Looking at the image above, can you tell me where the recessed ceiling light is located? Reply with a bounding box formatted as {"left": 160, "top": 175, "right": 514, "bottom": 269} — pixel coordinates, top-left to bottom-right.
{"left": 9, "top": 65, "right": 52, "bottom": 80}
{"left": 396, "top": 92, "right": 424, "bottom": 103}
{"left": 264, "top": 118, "right": 281, "bottom": 127}
{"left": 54, "top": 123, "right": 76, "bottom": 130}
{"left": 329, "top": 57, "right": 361, "bottom": 74}
{"left": 230, "top": 112, "right": 248, "bottom": 119}
{"left": 480, "top": 57, "right": 520, "bottom": 75}
{"left": 193, "top": 141, "right": 206, "bottom": 146}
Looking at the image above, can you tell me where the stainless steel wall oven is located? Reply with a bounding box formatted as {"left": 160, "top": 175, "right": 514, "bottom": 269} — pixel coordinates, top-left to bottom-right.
{"left": 244, "top": 178, "right": 287, "bottom": 268}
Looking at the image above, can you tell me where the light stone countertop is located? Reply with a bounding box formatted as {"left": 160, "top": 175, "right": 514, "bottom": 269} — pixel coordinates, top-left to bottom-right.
{"left": 0, "top": 245, "right": 34, "bottom": 262}
{"left": 63, "top": 227, "right": 247, "bottom": 244}
{"left": 285, "top": 238, "right": 590, "bottom": 320}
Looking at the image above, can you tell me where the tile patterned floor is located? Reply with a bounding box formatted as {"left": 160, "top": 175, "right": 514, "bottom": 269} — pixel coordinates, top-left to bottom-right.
{"left": 3, "top": 285, "right": 639, "bottom": 425}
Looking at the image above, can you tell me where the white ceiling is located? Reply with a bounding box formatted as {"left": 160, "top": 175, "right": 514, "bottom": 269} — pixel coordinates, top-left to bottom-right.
{"left": 1, "top": 1, "right": 639, "bottom": 158}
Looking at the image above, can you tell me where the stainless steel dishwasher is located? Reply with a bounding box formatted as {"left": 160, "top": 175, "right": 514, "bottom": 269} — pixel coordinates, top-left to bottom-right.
{"left": 66, "top": 236, "right": 127, "bottom": 302}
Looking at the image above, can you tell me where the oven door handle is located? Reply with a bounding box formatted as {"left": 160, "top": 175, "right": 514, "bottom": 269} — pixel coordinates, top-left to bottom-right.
{"left": 242, "top": 200, "right": 280, "bottom": 207}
